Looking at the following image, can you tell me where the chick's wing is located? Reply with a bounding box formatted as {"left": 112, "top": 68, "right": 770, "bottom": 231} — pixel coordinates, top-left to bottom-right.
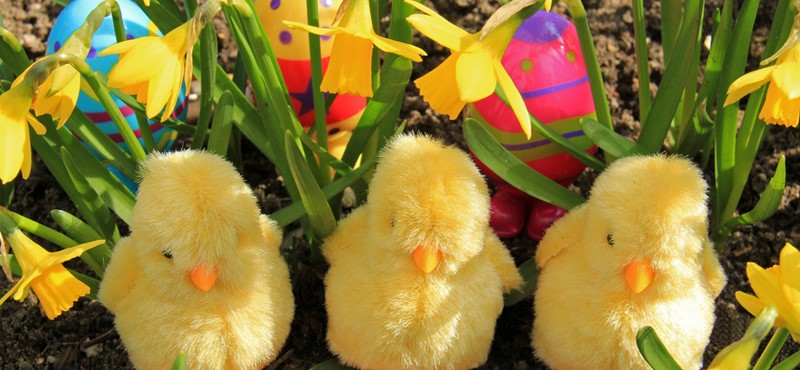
{"left": 484, "top": 232, "right": 522, "bottom": 292}
{"left": 700, "top": 239, "right": 727, "bottom": 297}
{"left": 97, "top": 237, "right": 140, "bottom": 314}
{"left": 535, "top": 204, "right": 586, "bottom": 269}
{"left": 322, "top": 207, "right": 368, "bottom": 265}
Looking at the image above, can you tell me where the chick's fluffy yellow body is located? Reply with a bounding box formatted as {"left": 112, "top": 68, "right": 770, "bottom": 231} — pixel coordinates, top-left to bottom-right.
{"left": 98, "top": 151, "right": 294, "bottom": 370}
{"left": 532, "top": 155, "right": 726, "bottom": 370}
{"left": 324, "top": 135, "right": 522, "bottom": 370}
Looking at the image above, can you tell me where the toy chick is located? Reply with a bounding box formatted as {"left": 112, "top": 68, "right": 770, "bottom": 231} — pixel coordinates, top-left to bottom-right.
{"left": 97, "top": 151, "right": 295, "bottom": 370}
{"left": 532, "top": 155, "right": 727, "bottom": 369}
{"left": 323, "top": 134, "right": 523, "bottom": 370}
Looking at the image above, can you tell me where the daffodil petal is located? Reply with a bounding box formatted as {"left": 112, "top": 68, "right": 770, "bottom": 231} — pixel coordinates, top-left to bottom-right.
{"left": 146, "top": 61, "right": 179, "bottom": 119}
{"left": 405, "top": 0, "right": 446, "bottom": 20}
{"left": 724, "top": 66, "right": 776, "bottom": 106}
{"left": 161, "top": 63, "right": 184, "bottom": 122}
{"left": 747, "top": 262, "right": 788, "bottom": 308}
{"left": 26, "top": 114, "right": 46, "bottom": 135}
{"left": 20, "top": 129, "right": 32, "bottom": 180}
{"left": 283, "top": 21, "right": 342, "bottom": 36}
{"left": 771, "top": 64, "right": 800, "bottom": 100}
{"left": 48, "top": 64, "right": 79, "bottom": 96}
{"left": 735, "top": 291, "right": 769, "bottom": 319}
{"left": 414, "top": 54, "right": 464, "bottom": 119}
{"left": 0, "top": 110, "right": 27, "bottom": 184}
{"left": 334, "top": 0, "right": 374, "bottom": 36}
{"left": 455, "top": 50, "right": 496, "bottom": 102}
{"left": 0, "top": 280, "right": 21, "bottom": 304}
{"left": 369, "top": 33, "right": 426, "bottom": 62}
{"left": 771, "top": 45, "right": 800, "bottom": 99}
{"left": 780, "top": 244, "right": 800, "bottom": 301}
{"left": 106, "top": 48, "right": 163, "bottom": 89}
{"left": 320, "top": 34, "right": 373, "bottom": 97}
{"left": 544, "top": 0, "right": 552, "bottom": 11}
{"left": 56, "top": 74, "right": 80, "bottom": 126}
{"left": 406, "top": 14, "right": 468, "bottom": 51}
{"left": 495, "top": 60, "right": 532, "bottom": 138}
{"left": 98, "top": 37, "right": 149, "bottom": 57}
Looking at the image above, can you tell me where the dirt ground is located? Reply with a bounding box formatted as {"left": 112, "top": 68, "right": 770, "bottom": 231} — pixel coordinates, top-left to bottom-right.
{"left": 1, "top": 0, "right": 799, "bottom": 369}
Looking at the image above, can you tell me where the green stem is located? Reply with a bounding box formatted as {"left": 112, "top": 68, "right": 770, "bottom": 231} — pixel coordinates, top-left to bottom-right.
{"left": 0, "top": 209, "right": 78, "bottom": 250}
{"left": 675, "top": 5, "right": 702, "bottom": 146}
{"left": 59, "top": 54, "right": 147, "bottom": 161}
{"left": 631, "top": 0, "right": 651, "bottom": 122}
{"left": 0, "top": 27, "right": 31, "bottom": 74}
{"left": 306, "top": 0, "right": 331, "bottom": 184}
{"left": 661, "top": 0, "right": 681, "bottom": 65}
{"left": 753, "top": 328, "right": 790, "bottom": 370}
{"left": 568, "top": 1, "right": 613, "bottom": 133}
{"left": 713, "top": 0, "right": 767, "bottom": 235}
{"left": 184, "top": 0, "right": 199, "bottom": 17}
{"left": 772, "top": 349, "right": 800, "bottom": 370}
{"left": 134, "top": 110, "right": 156, "bottom": 153}
{"left": 370, "top": 0, "right": 381, "bottom": 93}
{"left": 191, "top": 21, "right": 217, "bottom": 150}
{"left": 108, "top": 0, "right": 127, "bottom": 44}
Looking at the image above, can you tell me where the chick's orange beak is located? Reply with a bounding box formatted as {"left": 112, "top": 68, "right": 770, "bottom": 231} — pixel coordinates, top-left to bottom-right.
{"left": 625, "top": 259, "right": 654, "bottom": 293}
{"left": 190, "top": 264, "right": 219, "bottom": 292}
{"left": 412, "top": 246, "right": 442, "bottom": 274}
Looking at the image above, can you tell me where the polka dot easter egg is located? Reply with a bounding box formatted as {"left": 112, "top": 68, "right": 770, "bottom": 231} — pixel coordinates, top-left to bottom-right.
{"left": 468, "top": 10, "right": 598, "bottom": 240}
{"left": 255, "top": 0, "right": 366, "bottom": 160}
{"left": 47, "top": 0, "right": 187, "bottom": 189}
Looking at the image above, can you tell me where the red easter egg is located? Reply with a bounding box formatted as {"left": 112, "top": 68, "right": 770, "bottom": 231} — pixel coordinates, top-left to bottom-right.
{"left": 255, "top": 0, "right": 365, "bottom": 133}
{"left": 470, "top": 10, "right": 597, "bottom": 184}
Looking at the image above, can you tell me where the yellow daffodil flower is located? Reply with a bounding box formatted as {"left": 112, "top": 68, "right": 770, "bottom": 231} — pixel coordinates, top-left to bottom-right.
{"left": 735, "top": 243, "right": 800, "bottom": 340}
{"left": 545, "top": 0, "right": 552, "bottom": 11}
{"left": 0, "top": 214, "right": 104, "bottom": 319}
{"left": 0, "top": 82, "right": 40, "bottom": 184}
{"left": 405, "top": 0, "right": 532, "bottom": 138}
{"left": 725, "top": 32, "right": 800, "bottom": 127}
{"left": 284, "top": 0, "right": 426, "bottom": 97}
{"left": 100, "top": 20, "right": 194, "bottom": 122}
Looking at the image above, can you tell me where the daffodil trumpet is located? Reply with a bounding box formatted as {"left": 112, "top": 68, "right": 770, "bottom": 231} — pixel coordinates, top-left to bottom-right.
{"left": 284, "top": 0, "right": 426, "bottom": 97}
{"left": 0, "top": 211, "right": 104, "bottom": 320}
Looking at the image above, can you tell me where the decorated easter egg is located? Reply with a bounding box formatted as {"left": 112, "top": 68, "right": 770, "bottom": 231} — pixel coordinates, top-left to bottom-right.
{"left": 255, "top": 0, "right": 366, "bottom": 142}
{"left": 469, "top": 10, "right": 597, "bottom": 184}
{"left": 47, "top": 0, "right": 185, "bottom": 186}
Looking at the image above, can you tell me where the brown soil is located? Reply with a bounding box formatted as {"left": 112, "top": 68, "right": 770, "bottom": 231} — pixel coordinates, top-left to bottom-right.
{"left": 2, "top": 0, "right": 799, "bottom": 369}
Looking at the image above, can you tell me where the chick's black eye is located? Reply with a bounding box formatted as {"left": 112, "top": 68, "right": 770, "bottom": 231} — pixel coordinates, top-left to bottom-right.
{"left": 607, "top": 234, "right": 615, "bottom": 246}
{"left": 162, "top": 250, "right": 173, "bottom": 259}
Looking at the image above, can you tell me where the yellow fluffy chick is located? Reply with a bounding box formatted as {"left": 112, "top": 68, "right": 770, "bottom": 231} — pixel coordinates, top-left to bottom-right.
{"left": 532, "top": 155, "right": 727, "bottom": 370}
{"left": 323, "top": 134, "right": 523, "bottom": 370}
{"left": 98, "top": 151, "right": 294, "bottom": 370}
